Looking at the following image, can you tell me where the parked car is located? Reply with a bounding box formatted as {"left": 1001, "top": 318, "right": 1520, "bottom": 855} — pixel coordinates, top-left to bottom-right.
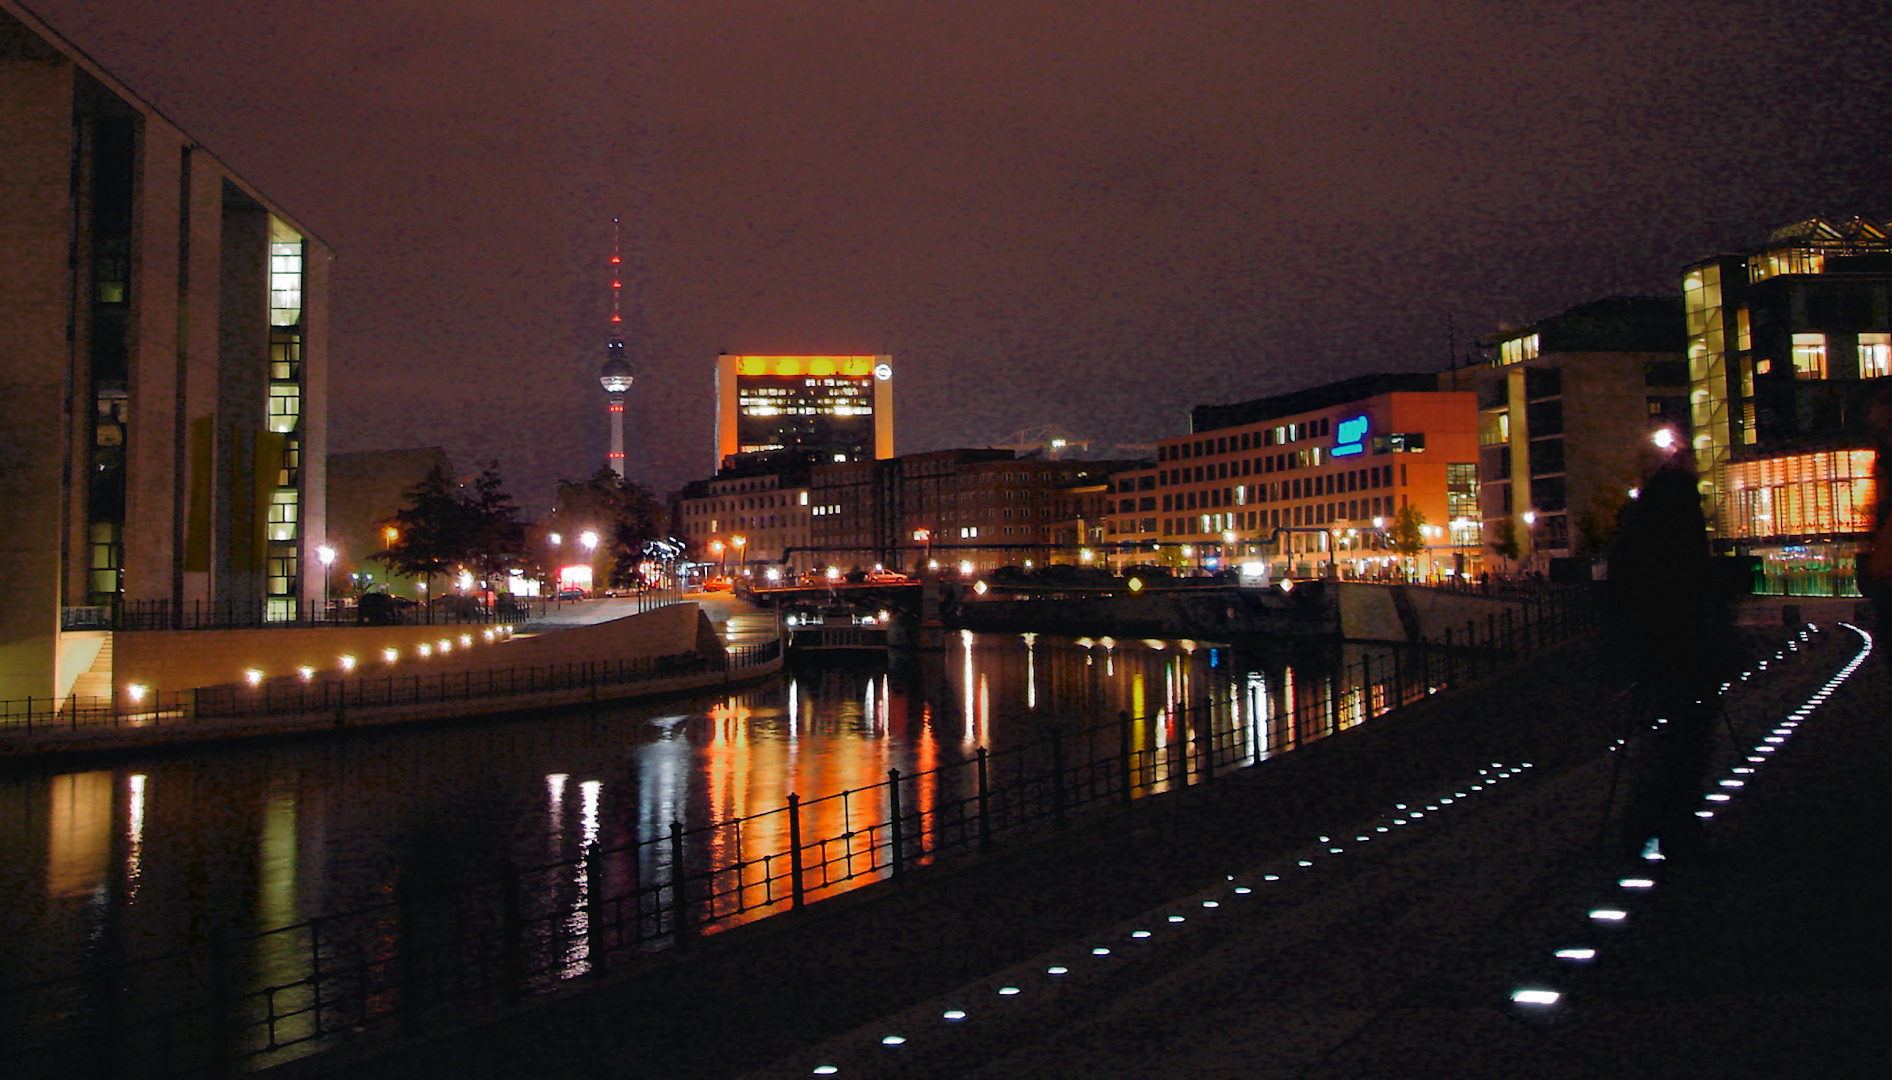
{"left": 864, "top": 569, "right": 909, "bottom": 584}
{"left": 700, "top": 577, "right": 733, "bottom": 593}
{"left": 555, "top": 587, "right": 587, "bottom": 601}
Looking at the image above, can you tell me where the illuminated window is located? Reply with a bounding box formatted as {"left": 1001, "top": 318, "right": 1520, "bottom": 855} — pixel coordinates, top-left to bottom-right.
{"left": 1498, "top": 334, "right": 1539, "bottom": 366}
{"left": 269, "top": 228, "right": 303, "bottom": 327}
{"left": 1792, "top": 334, "right": 1827, "bottom": 380}
{"left": 268, "top": 383, "right": 301, "bottom": 433}
{"left": 1860, "top": 333, "right": 1890, "bottom": 379}
{"left": 267, "top": 491, "right": 299, "bottom": 541}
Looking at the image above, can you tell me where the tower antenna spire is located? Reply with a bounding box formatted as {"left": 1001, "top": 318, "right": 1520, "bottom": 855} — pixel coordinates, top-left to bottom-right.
{"left": 599, "top": 217, "right": 634, "bottom": 477}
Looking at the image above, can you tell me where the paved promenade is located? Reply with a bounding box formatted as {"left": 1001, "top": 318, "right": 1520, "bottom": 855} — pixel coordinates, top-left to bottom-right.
{"left": 297, "top": 602, "right": 1884, "bottom": 1080}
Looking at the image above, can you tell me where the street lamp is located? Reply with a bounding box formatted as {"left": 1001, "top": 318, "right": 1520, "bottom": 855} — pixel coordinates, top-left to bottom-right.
{"left": 711, "top": 539, "right": 726, "bottom": 580}
{"left": 316, "top": 544, "right": 336, "bottom": 617}
{"left": 579, "top": 530, "right": 600, "bottom": 595}
{"left": 731, "top": 534, "right": 747, "bottom": 577}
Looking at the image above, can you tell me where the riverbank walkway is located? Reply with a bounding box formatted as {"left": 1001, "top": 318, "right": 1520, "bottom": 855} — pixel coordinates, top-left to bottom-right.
{"left": 284, "top": 598, "right": 1885, "bottom": 1080}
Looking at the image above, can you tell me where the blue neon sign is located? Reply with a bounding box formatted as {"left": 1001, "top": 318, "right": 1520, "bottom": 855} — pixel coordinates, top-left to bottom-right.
{"left": 1333, "top": 414, "right": 1369, "bottom": 457}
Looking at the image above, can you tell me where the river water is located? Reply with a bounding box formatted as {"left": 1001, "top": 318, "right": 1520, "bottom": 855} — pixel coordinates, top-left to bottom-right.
{"left": 0, "top": 629, "right": 1374, "bottom": 998}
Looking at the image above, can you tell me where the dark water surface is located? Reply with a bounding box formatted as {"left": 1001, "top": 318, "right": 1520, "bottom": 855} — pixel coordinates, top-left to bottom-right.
{"left": 1, "top": 630, "right": 1369, "bottom": 988}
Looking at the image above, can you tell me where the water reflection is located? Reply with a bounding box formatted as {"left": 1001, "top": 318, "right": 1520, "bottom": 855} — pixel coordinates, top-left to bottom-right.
{"left": 1, "top": 631, "right": 1392, "bottom": 985}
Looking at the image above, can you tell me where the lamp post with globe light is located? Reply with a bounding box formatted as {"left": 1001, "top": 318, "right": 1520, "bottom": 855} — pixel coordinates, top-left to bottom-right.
{"left": 316, "top": 545, "right": 336, "bottom": 620}
{"left": 580, "top": 529, "right": 600, "bottom": 595}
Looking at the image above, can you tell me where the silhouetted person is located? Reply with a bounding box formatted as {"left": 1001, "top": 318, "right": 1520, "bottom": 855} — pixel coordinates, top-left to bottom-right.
{"left": 1609, "top": 460, "right": 1734, "bottom": 862}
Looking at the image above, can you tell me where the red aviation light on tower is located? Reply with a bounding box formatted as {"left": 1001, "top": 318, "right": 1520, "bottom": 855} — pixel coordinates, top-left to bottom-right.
{"left": 600, "top": 217, "right": 634, "bottom": 477}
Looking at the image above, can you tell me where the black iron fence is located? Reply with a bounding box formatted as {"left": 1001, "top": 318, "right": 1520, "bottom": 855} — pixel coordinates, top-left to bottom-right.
{"left": 0, "top": 640, "right": 781, "bottom": 736}
{"left": 58, "top": 583, "right": 684, "bottom": 633}
{"left": 1, "top": 593, "right": 1595, "bottom": 1079}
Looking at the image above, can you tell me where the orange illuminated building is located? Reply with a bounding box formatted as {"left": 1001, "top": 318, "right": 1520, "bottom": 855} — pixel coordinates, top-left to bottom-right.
{"left": 715, "top": 354, "right": 894, "bottom": 468}
{"left": 1117, "top": 374, "right": 1480, "bottom": 578}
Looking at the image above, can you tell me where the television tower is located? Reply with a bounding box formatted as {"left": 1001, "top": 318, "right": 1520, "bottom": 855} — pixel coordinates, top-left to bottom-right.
{"left": 599, "top": 218, "right": 634, "bottom": 477}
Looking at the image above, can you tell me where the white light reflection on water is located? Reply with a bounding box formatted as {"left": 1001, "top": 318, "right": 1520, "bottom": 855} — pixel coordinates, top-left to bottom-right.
{"left": 564, "top": 779, "right": 602, "bottom": 976}
{"left": 961, "top": 629, "right": 977, "bottom": 751}
{"left": 125, "top": 774, "right": 146, "bottom": 903}
{"left": 0, "top": 631, "right": 1419, "bottom": 995}
{"left": 1024, "top": 632, "right": 1038, "bottom": 711}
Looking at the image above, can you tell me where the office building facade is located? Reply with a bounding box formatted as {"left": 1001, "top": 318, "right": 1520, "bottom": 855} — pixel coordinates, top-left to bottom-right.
{"left": 1117, "top": 375, "right": 1478, "bottom": 578}
{"left": 801, "top": 450, "right": 1139, "bottom": 575}
{"left": 715, "top": 354, "right": 894, "bottom": 469}
{"left": 1444, "top": 297, "right": 1686, "bottom": 571}
{"left": 1, "top": 0, "right": 329, "bottom": 700}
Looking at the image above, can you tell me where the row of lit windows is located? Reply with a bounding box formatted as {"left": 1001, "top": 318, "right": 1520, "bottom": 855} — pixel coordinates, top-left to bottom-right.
{"left": 1496, "top": 334, "right": 1541, "bottom": 367}
{"left": 1161, "top": 448, "right": 1326, "bottom": 486}
{"left": 1720, "top": 450, "right": 1877, "bottom": 539}
{"left": 1160, "top": 417, "right": 1334, "bottom": 462}
{"left": 1158, "top": 464, "right": 1400, "bottom": 506}
{"left": 1784, "top": 332, "right": 1891, "bottom": 380}
{"left": 1152, "top": 496, "right": 1406, "bottom": 538}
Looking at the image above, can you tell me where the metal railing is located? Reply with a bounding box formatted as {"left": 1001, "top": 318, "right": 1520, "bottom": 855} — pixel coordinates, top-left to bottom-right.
{"left": 0, "top": 596, "right": 1596, "bottom": 1079}
{"left": 0, "top": 640, "right": 781, "bottom": 736}
{"left": 57, "top": 584, "right": 684, "bottom": 632}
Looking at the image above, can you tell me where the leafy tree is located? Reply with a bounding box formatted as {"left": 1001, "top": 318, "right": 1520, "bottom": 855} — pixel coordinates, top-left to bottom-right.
{"left": 1487, "top": 514, "right": 1522, "bottom": 562}
{"left": 1389, "top": 503, "right": 1427, "bottom": 559}
{"left": 376, "top": 463, "right": 468, "bottom": 594}
{"left": 550, "top": 468, "right": 667, "bottom": 587}
{"left": 376, "top": 460, "right": 528, "bottom": 598}
{"left": 464, "top": 460, "right": 527, "bottom": 590}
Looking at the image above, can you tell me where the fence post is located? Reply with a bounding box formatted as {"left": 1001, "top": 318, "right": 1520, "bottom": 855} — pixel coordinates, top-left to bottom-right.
{"left": 1392, "top": 649, "right": 1404, "bottom": 708}
{"left": 888, "top": 768, "right": 905, "bottom": 882}
{"left": 787, "top": 793, "right": 805, "bottom": 910}
{"left": 1051, "top": 730, "right": 1066, "bottom": 824}
{"left": 1117, "top": 710, "right": 1133, "bottom": 804}
{"left": 501, "top": 862, "right": 523, "bottom": 1003}
{"left": 977, "top": 748, "right": 993, "bottom": 853}
{"left": 588, "top": 860, "right": 609, "bottom": 975}
{"left": 669, "top": 820, "right": 689, "bottom": 951}
{"left": 1198, "top": 699, "right": 1215, "bottom": 781}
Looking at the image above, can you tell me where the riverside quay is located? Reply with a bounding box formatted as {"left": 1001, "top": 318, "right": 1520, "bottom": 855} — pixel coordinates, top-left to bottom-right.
{"left": 9, "top": 576, "right": 1884, "bottom": 1079}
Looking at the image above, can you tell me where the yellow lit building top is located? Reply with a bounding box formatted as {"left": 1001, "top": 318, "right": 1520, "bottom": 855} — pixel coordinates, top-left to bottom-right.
{"left": 731, "top": 355, "right": 879, "bottom": 378}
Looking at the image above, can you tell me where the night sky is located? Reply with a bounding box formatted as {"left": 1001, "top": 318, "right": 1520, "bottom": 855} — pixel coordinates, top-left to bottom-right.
{"left": 31, "top": 0, "right": 1892, "bottom": 506}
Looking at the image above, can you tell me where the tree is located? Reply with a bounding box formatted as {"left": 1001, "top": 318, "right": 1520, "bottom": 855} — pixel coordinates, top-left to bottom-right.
{"left": 464, "top": 460, "right": 527, "bottom": 591}
{"left": 550, "top": 468, "right": 667, "bottom": 587}
{"left": 376, "top": 463, "right": 468, "bottom": 595}
{"left": 1487, "top": 514, "right": 1522, "bottom": 563}
{"left": 1388, "top": 503, "right": 1427, "bottom": 560}
{"left": 376, "top": 460, "right": 528, "bottom": 599}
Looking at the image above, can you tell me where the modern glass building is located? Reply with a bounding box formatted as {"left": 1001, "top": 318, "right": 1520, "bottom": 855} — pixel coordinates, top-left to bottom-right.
{"left": 1683, "top": 217, "right": 1888, "bottom": 595}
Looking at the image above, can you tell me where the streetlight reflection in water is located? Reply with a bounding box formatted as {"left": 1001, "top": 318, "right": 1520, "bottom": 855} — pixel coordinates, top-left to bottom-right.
{"left": 2, "top": 630, "right": 1384, "bottom": 987}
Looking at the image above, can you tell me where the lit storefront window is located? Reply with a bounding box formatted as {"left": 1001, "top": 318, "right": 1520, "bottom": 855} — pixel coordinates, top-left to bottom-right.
{"left": 1719, "top": 449, "right": 1876, "bottom": 540}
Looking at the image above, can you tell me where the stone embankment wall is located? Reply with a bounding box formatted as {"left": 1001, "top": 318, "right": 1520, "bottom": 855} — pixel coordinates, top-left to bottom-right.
{"left": 113, "top": 603, "right": 721, "bottom": 700}
{"left": 1333, "top": 583, "right": 1539, "bottom": 644}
